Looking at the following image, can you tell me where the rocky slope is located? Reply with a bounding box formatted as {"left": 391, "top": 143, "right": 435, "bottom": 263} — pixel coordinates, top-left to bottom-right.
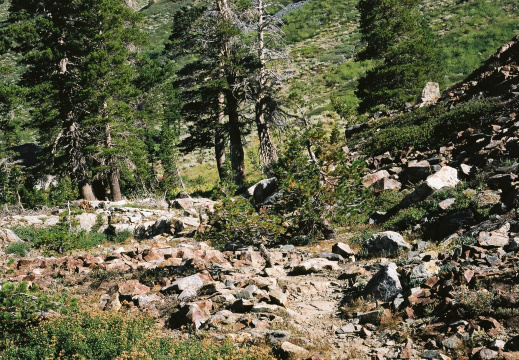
{"left": 2, "top": 37, "right": 519, "bottom": 360}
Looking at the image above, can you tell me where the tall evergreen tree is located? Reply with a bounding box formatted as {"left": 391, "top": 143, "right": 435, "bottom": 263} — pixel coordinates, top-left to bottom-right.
{"left": 355, "top": 0, "right": 440, "bottom": 112}
{"left": 4, "top": 0, "right": 147, "bottom": 200}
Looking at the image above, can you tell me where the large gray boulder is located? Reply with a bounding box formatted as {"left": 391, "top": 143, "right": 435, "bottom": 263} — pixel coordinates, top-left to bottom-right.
{"left": 365, "top": 231, "right": 411, "bottom": 257}
{"left": 363, "top": 262, "right": 402, "bottom": 301}
{"left": 252, "top": 177, "right": 278, "bottom": 204}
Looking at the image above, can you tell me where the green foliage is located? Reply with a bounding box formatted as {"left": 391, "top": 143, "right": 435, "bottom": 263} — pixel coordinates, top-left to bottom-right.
{"left": 200, "top": 123, "right": 368, "bottom": 245}
{"left": 11, "top": 221, "right": 111, "bottom": 254}
{"left": 273, "top": 123, "right": 367, "bottom": 237}
{"left": 454, "top": 285, "right": 497, "bottom": 318}
{"left": 362, "top": 99, "right": 502, "bottom": 154}
{"left": 200, "top": 195, "right": 285, "bottom": 248}
{"left": 0, "top": 282, "right": 65, "bottom": 349}
{"left": 385, "top": 207, "right": 428, "bottom": 230}
{"left": 2, "top": 307, "right": 273, "bottom": 360}
{"left": 282, "top": 0, "right": 357, "bottom": 43}
{"left": 356, "top": 0, "right": 441, "bottom": 111}
{"left": 5, "top": 241, "right": 31, "bottom": 257}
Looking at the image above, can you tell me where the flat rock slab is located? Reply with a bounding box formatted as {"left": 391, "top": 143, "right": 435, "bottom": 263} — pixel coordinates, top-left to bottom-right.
{"left": 291, "top": 258, "right": 341, "bottom": 275}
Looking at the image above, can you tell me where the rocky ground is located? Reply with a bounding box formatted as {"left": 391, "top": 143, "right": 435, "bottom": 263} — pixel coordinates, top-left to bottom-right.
{"left": 1, "top": 35, "right": 519, "bottom": 360}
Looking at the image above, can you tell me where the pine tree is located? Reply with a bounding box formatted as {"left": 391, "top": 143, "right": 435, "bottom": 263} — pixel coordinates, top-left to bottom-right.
{"left": 165, "top": 1, "right": 250, "bottom": 187}
{"left": 4, "top": 0, "right": 147, "bottom": 200}
{"left": 355, "top": 0, "right": 440, "bottom": 112}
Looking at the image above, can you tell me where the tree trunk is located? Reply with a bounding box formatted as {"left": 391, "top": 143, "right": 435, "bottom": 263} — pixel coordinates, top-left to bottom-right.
{"left": 79, "top": 180, "right": 97, "bottom": 201}
{"left": 105, "top": 122, "right": 122, "bottom": 201}
{"left": 228, "top": 92, "right": 245, "bottom": 186}
{"left": 255, "top": 0, "right": 278, "bottom": 174}
{"left": 109, "top": 171, "right": 122, "bottom": 201}
{"left": 215, "top": 91, "right": 227, "bottom": 181}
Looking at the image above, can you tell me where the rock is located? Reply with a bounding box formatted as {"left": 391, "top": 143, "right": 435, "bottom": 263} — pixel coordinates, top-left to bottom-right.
{"left": 505, "top": 237, "right": 519, "bottom": 251}
{"left": 171, "top": 198, "right": 194, "bottom": 210}
{"left": 169, "top": 301, "right": 212, "bottom": 330}
{"left": 421, "top": 350, "right": 451, "bottom": 360}
{"left": 336, "top": 323, "right": 356, "bottom": 334}
{"left": 489, "top": 340, "right": 506, "bottom": 350}
{"left": 442, "top": 335, "right": 463, "bottom": 350}
{"left": 291, "top": 258, "right": 341, "bottom": 275}
{"left": 473, "top": 348, "right": 498, "bottom": 360}
{"left": 267, "top": 330, "right": 291, "bottom": 344}
{"left": 473, "top": 190, "right": 501, "bottom": 209}
{"left": 252, "top": 177, "right": 278, "bottom": 205}
{"left": 332, "top": 242, "right": 355, "bottom": 258}
{"left": 117, "top": 280, "right": 150, "bottom": 301}
{"left": 478, "top": 223, "right": 510, "bottom": 248}
{"left": 172, "top": 274, "right": 204, "bottom": 293}
{"left": 460, "top": 163, "right": 476, "bottom": 177}
{"left": 410, "top": 262, "right": 440, "bottom": 284}
{"left": 425, "top": 166, "right": 459, "bottom": 190}
{"left": 0, "top": 229, "right": 23, "bottom": 247}
{"left": 488, "top": 174, "right": 516, "bottom": 191}
{"left": 278, "top": 341, "right": 309, "bottom": 359}
{"left": 76, "top": 213, "right": 105, "bottom": 232}
{"left": 420, "top": 82, "right": 440, "bottom": 105}
{"left": 318, "top": 252, "right": 344, "bottom": 262}
{"left": 362, "top": 170, "right": 390, "bottom": 187}
{"left": 438, "top": 198, "right": 456, "bottom": 210}
{"left": 363, "top": 262, "right": 402, "bottom": 302}
{"left": 365, "top": 231, "right": 411, "bottom": 257}
{"left": 356, "top": 310, "right": 383, "bottom": 324}
{"left": 372, "top": 178, "right": 402, "bottom": 193}
{"left": 402, "top": 160, "right": 431, "bottom": 184}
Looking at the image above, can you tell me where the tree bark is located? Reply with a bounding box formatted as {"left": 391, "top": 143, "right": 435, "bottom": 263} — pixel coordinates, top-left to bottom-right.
{"left": 105, "top": 123, "right": 122, "bottom": 201}
{"left": 215, "top": 91, "right": 227, "bottom": 181}
{"left": 109, "top": 171, "right": 122, "bottom": 201}
{"left": 255, "top": 0, "right": 278, "bottom": 174}
{"left": 228, "top": 92, "right": 245, "bottom": 186}
{"left": 79, "top": 180, "right": 97, "bottom": 201}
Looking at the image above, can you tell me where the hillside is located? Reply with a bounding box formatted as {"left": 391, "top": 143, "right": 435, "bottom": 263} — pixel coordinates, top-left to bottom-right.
{"left": 2, "top": 2, "right": 519, "bottom": 359}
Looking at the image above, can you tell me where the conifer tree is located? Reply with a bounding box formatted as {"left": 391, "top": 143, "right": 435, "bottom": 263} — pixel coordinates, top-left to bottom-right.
{"left": 355, "top": 0, "right": 440, "bottom": 112}
{"left": 4, "top": 0, "right": 147, "bottom": 200}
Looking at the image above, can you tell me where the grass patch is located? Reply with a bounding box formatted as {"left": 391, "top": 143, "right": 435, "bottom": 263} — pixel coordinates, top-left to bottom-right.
{"left": 5, "top": 241, "right": 31, "bottom": 257}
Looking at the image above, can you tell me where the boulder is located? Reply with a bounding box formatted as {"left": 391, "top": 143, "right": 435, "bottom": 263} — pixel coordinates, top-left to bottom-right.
{"left": 410, "top": 262, "right": 440, "bottom": 284}
{"left": 252, "top": 177, "right": 278, "bottom": 205}
{"left": 363, "top": 262, "right": 402, "bottom": 302}
{"left": 425, "top": 166, "right": 459, "bottom": 190}
{"left": 402, "top": 160, "right": 431, "bottom": 184}
{"left": 0, "top": 229, "right": 23, "bottom": 248}
{"left": 332, "top": 242, "right": 355, "bottom": 257}
{"left": 478, "top": 223, "right": 510, "bottom": 248}
{"left": 362, "top": 170, "right": 390, "bottom": 188}
{"left": 365, "top": 231, "right": 411, "bottom": 257}
{"left": 291, "top": 258, "right": 341, "bottom": 274}
{"left": 419, "top": 82, "right": 440, "bottom": 105}
{"left": 372, "top": 178, "right": 402, "bottom": 193}
{"left": 168, "top": 301, "right": 212, "bottom": 329}
{"left": 278, "top": 341, "right": 309, "bottom": 359}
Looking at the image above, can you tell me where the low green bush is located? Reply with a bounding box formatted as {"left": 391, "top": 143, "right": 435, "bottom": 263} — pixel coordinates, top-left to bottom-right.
{"left": 362, "top": 99, "right": 502, "bottom": 155}
{"left": 2, "top": 307, "right": 273, "bottom": 360}
{"left": 0, "top": 281, "right": 68, "bottom": 349}
{"left": 5, "top": 242, "right": 31, "bottom": 257}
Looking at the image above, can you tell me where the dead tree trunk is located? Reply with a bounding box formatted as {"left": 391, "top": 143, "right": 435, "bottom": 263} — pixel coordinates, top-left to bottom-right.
{"left": 255, "top": 0, "right": 278, "bottom": 174}
{"left": 228, "top": 92, "right": 245, "bottom": 186}
{"left": 105, "top": 123, "right": 122, "bottom": 201}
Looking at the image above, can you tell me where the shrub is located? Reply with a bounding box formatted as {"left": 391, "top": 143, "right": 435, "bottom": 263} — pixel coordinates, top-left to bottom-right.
{"left": 0, "top": 281, "right": 67, "bottom": 349}
{"left": 5, "top": 242, "right": 31, "bottom": 257}
{"left": 200, "top": 122, "right": 368, "bottom": 246}
{"left": 3, "top": 308, "right": 273, "bottom": 360}
{"left": 362, "top": 99, "right": 502, "bottom": 155}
